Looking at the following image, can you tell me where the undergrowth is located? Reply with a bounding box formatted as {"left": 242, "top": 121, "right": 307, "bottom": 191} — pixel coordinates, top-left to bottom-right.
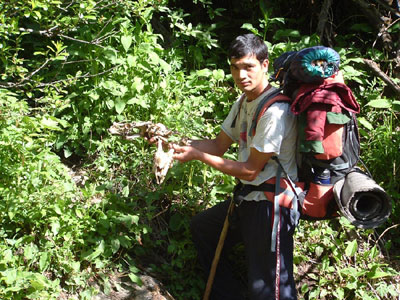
{"left": 0, "top": 0, "right": 399, "bottom": 299}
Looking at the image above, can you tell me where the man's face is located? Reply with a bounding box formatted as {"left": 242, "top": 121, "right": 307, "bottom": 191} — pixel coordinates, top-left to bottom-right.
{"left": 230, "top": 54, "right": 269, "bottom": 99}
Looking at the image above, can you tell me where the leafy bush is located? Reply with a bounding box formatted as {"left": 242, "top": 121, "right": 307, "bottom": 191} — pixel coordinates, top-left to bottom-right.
{"left": 0, "top": 0, "right": 399, "bottom": 299}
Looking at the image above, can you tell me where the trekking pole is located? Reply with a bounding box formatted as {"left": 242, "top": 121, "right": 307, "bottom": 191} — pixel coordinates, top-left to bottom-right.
{"left": 202, "top": 198, "right": 235, "bottom": 300}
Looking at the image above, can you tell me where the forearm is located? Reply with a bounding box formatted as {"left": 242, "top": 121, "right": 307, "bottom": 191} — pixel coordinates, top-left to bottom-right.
{"left": 190, "top": 138, "right": 226, "bottom": 157}
{"left": 196, "top": 151, "right": 256, "bottom": 181}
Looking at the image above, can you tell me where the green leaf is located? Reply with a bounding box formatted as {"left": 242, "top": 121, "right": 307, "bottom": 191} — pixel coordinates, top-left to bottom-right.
{"left": 345, "top": 239, "right": 358, "bottom": 257}
{"left": 104, "top": 48, "right": 118, "bottom": 64}
{"left": 369, "top": 245, "right": 378, "bottom": 259}
{"left": 393, "top": 100, "right": 400, "bottom": 112}
{"left": 24, "top": 243, "right": 38, "bottom": 260}
{"left": 54, "top": 204, "right": 62, "bottom": 215}
{"left": 2, "top": 249, "right": 13, "bottom": 263}
{"left": 358, "top": 117, "right": 373, "bottom": 130}
{"left": 106, "top": 99, "right": 115, "bottom": 109}
{"left": 122, "top": 184, "right": 130, "bottom": 197}
{"left": 148, "top": 51, "right": 160, "bottom": 65}
{"left": 2, "top": 269, "right": 17, "bottom": 285}
{"left": 127, "top": 54, "right": 136, "bottom": 67}
{"left": 212, "top": 69, "right": 225, "bottom": 81}
{"left": 115, "top": 98, "right": 126, "bottom": 114}
{"left": 196, "top": 68, "right": 212, "bottom": 77}
{"left": 212, "top": 184, "right": 234, "bottom": 195}
{"left": 121, "top": 35, "right": 132, "bottom": 52}
{"left": 116, "top": 213, "right": 139, "bottom": 227}
{"left": 83, "top": 239, "right": 105, "bottom": 261}
{"left": 159, "top": 58, "right": 171, "bottom": 73}
{"left": 315, "top": 245, "right": 324, "bottom": 257}
{"left": 132, "top": 77, "right": 144, "bottom": 93}
{"left": 51, "top": 220, "right": 60, "bottom": 236}
{"left": 41, "top": 117, "right": 62, "bottom": 131}
{"left": 333, "top": 287, "right": 345, "bottom": 300}
{"left": 111, "top": 238, "right": 120, "bottom": 254}
{"left": 367, "top": 99, "right": 391, "bottom": 108}
{"left": 39, "top": 252, "right": 49, "bottom": 272}
{"left": 367, "top": 265, "right": 392, "bottom": 279}
{"left": 339, "top": 266, "right": 358, "bottom": 277}
{"left": 345, "top": 280, "right": 358, "bottom": 290}
{"left": 259, "top": 0, "right": 268, "bottom": 19}
{"left": 127, "top": 97, "right": 149, "bottom": 108}
{"left": 169, "top": 213, "right": 183, "bottom": 231}
{"left": 241, "top": 23, "right": 259, "bottom": 35}
{"left": 128, "top": 272, "right": 142, "bottom": 285}
{"left": 273, "top": 29, "right": 301, "bottom": 40}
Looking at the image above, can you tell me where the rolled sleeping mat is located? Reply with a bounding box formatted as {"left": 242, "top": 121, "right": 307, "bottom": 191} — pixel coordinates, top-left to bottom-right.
{"left": 289, "top": 46, "right": 340, "bottom": 83}
{"left": 333, "top": 168, "right": 392, "bottom": 229}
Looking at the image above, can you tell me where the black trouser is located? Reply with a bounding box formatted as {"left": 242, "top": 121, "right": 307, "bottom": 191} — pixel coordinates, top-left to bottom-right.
{"left": 190, "top": 199, "right": 297, "bottom": 300}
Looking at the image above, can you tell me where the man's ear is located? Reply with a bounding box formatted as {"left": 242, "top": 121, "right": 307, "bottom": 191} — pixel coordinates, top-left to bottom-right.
{"left": 262, "top": 59, "right": 269, "bottom": 72}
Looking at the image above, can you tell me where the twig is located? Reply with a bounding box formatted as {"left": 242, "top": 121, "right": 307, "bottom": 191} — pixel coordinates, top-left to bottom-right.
{"left": 62, "top": 59, "right": 94, "bottom": 65}
{"left": 17, "top": 26, "right": 59, "bottom": 37}
{"left": 0, "top": 58, "right": 52, "bottom": 88}
{"left": 367, "top": 281, "right": 382, "bottom": 300}
{"left": 151, "top": 205, "right": 171, "bottom": 219}
{"left": 372, "top": 0, "right": 400, "bottom": 18}
{"left": 375, "top": 223, "right": 400, "bottom": 245}
{"left": 35, "top": 64, "right": 122, "bottom": 87}
{"left": 363, "top": 58, "right": 400, "bottom": 96}
{"left": 58, "top": 33, "right": 106, "bottom": 48}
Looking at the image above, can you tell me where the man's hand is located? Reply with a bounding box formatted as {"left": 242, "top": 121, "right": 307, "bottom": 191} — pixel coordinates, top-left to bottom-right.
{"left": 171, "top": 144, "right": 200, "bottom": 162}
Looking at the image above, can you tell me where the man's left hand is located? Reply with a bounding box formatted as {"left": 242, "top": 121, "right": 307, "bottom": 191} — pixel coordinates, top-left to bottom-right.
{"left": 171, "top": 144, "right": 199, "bottom": 162}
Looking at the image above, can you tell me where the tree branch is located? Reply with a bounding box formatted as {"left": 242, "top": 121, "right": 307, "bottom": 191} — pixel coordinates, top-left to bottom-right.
{"left": 351, "top": 0, "right": 393, "bottom": 51}
{"left": 364, "top": 58, "right": 400, "bottom": 96}
{"left": 317, "top": 0, "right": 333, "bottom": 46}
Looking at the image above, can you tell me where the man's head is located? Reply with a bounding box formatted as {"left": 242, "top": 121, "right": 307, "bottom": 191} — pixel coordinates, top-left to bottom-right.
{"left": 228, "top": 34, "right": 269, "bottom": 100}
{"left": 228, "top": 33, "right": 269, "bottom": 63}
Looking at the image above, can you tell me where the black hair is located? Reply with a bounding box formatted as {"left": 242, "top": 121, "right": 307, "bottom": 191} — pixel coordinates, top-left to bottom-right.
{"left": 228, "top": 34, "right": 269, "bottom": 63}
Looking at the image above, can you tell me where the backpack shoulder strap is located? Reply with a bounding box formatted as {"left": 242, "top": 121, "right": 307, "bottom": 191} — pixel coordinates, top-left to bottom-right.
{"left": 249, "top": 90, "right": 291, "bottom": 137}
{"left": 230, "top": 93, "right": 246, "bottom": 128}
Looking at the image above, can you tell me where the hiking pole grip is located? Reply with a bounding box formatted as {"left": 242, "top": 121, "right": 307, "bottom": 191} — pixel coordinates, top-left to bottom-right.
{"left": 202, "top": 198, "right": 235, "bottom": 300}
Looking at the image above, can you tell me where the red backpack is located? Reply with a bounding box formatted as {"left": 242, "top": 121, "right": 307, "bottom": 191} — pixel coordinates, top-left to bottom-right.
{"left": 232, "top": 79, "right": 360, "bottom": 221}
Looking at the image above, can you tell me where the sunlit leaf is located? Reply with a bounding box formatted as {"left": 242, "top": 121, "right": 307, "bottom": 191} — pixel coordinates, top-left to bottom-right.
{"left": 367, "top": 99, "right": 391, "bottom": 108}
{"left": 196, "top": 68, "right": 212, "bottom": 77}
{"left": 358, "top": 117, "right": 373, "bottom": 130}
{"left": 345, "top": 239, "right": 358, "bottom": 257}
{"left": 121, "top": 35, "right": 132, "bottom": 52}
{"left": 83, "top": 240, "right": 105, "bottom": 261}
{"left": 41, "top": 117, "right": 61, "bottom": 131}
{"left": 127, "top": 97, "right": 149, "bottom": 108}
{"left": 115, "top": 98, "right": 126, "bottom": 114}
{"left": 39, "top": 252, "right": 49, "bottom": 271}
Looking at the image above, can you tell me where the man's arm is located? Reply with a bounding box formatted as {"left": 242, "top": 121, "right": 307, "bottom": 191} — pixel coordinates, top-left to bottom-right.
{"left": 189, "top": 130, "right": 234, "bottom": 156}
{"left": 172, "top": 131, "right": 273, "bottom": 181}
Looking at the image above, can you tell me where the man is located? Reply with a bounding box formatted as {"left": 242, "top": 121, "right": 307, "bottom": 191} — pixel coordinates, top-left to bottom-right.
{"left": 172, "top": 33, "right": 298, "bottom": 300}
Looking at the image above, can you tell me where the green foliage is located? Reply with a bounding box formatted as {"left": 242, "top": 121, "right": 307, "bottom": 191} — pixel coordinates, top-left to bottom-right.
{"left": 295, "top": 218, "right": 400, "bottom": 299}
{"left": 0, "top": 0, "right": 399, "bottom": 299}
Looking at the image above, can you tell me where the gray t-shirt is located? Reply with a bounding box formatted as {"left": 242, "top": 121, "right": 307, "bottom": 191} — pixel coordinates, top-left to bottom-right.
{"left": 221, "top": 87, "right": 298, "bottom": 201}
